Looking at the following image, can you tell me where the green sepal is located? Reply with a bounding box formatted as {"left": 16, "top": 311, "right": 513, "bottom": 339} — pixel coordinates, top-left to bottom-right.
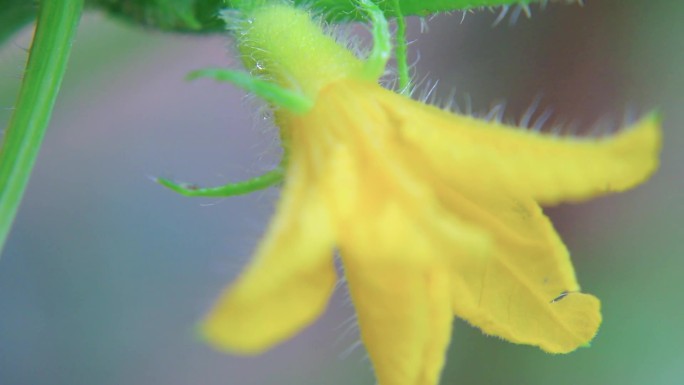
{"left": 188, "top": 68, "right": 314, "bottom": 114}
{"left": 157, "top": 167, "right": 284, "bottom": 197}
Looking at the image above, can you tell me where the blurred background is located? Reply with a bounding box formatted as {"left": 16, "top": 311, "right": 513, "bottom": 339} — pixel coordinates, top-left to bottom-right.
{"left": 0, "top": 0, "right": 682, "bottom": 384}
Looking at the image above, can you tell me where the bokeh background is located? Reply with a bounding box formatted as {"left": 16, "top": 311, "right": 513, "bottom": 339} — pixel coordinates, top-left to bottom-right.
{"left": 1, "top": 0, "right": 682, "bottom": 384}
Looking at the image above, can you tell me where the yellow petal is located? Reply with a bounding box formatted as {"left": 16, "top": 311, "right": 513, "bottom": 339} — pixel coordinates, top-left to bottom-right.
{"left": 343, "top": 259, "right": 453, "bottom": 385}
{"left": 200, "top": 161, "right": 336, "bottom": 354}
{"left": 299, "top": 81, "right": 491, "bottom": 267}
{"left": 439, "top": 183, "right": 601, "bottom": 353}
{"left": 376, "top": 86, "right": 661, "bottom": 205}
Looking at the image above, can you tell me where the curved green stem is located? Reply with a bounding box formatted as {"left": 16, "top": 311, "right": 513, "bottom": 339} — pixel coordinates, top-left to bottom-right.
{"left": 391, "top": 0, "right": 410, "bottom": 93}
{"left": 0, "top": 0, "right": 84, "bottom": 255}
{"left": 359, "top": 0, "right": 391, "bottom": 81}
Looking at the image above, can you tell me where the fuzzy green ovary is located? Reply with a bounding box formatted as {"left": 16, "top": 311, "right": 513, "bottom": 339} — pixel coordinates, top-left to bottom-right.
{"left": 236, "top": 4, "right": 364, "bottom": 98}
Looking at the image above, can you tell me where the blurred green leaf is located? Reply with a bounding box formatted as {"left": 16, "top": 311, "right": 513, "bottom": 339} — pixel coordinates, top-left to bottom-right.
{"left": 0, "top": 0, "right": 37, "bottom": 46}
{"left": 88, "top": 0, "right": 226, "bottom": 32}
{"left": 0, "top": 0, "right": 574, "bottom": 40}
{"left": 82, "top": 0, "right": 566, "bottom": 33}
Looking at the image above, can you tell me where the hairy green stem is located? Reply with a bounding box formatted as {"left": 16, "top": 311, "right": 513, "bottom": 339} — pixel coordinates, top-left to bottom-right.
{"left": 0, "top": 0, "right": 84, "bottom": 255}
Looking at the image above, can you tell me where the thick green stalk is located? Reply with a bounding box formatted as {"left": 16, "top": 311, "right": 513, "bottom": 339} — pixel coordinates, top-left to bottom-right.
{"left": 0, "top": 0, "right": 84, "bottom": 255}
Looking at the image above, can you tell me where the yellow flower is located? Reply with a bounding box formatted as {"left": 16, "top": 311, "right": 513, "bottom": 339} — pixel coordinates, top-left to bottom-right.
{"left": 197, "top": 3, "right": 661, "bottom": 385}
